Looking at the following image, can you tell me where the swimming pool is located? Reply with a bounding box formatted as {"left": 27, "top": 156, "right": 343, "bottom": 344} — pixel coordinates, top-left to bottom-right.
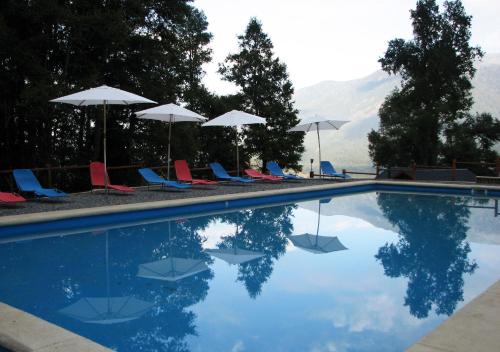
{"left": 0, "top": 191, "right": 499, "bottom": 351}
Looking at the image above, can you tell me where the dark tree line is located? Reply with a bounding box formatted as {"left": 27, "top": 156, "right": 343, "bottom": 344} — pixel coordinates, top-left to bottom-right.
{"left": 0, "top": 1, "right": 304, "bottom": 191}
{"left": 368, "top": 0, "right": 500, "bottom": 167}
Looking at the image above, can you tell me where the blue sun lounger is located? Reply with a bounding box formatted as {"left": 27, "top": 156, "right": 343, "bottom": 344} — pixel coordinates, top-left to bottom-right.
{"left": 320, "top": 161, "right": 351, "bottom": 179}
{"left": 209, "top": 163, "right": 255, "bottom": 183}
{"left": 266, "top": 161, "right": 303, "bottom": 180}
{"left": 138, "top": 168, "right": 191, "bottom": 190}
{"left": 13, "top": 169, "right": 67, "bottom": 198}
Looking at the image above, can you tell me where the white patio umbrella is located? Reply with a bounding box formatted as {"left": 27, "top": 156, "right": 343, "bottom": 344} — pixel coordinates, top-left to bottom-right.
{"left": 289, "top": 198, "right": 348, "bottom": 254}
{"left": 202, "top": 110, "right": 266, "bottom": 176}
{"left": 50, "top": 85, "right": 156, "bottom": 190}
{"left": 135, "top": 103, "right": 207, "bottom": 179}
{"left": 288, "top": 115, "right": 349, "bottom": 176}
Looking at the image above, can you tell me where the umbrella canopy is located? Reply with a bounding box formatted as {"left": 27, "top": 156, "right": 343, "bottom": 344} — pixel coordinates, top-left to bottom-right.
{"left": 288, "top": 115, "right": 348, "bottom": 176}
{"left": 137, "top": 257, "right": 209, "bottom": 282}
{"left": 50, "top": 85, "right": 156, "bottom": 191}
{"left": 202, "top": 110, "right": 266, "bottom": 176}
{"left": 59, "top": 296, "right": 153, "bottom": 324}
{"left": 289, "top": 234, "right": 347, "bottom": 254}
{"left": 202, "top": 110, "right": 266, "bottom": 127}
{"left": 135, "top": 103, "right": 207, "bottom": 178}
{"left": 50, "top": 85, "right": 156, "bottom": 106}
{"left": 135, "top": 103, "right": 206, "bottom": 122}
{"left": 205, "top": 247, "right": 264, "bottom": 265}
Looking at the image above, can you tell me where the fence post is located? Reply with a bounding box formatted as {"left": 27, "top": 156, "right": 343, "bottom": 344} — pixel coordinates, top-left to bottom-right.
{"left": 375, "top": 164, "right": 380, "bottom": 178}
{"left": 411, "top": 161, "right": 416, "bottom": 180}
{"left": 451, "top": 159, "right": 457, "bottom": 181}
{"left": 496, "top": 157, "right": 500, "bottom": 176}
{"left": 46, "top": 163, "right": 52, "bottom": 188}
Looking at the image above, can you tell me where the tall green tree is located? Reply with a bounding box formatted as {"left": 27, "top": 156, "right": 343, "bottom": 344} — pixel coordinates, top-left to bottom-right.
{"left": 0, "top": 0, "right": 212, "bottom": 190}
{"left": 219, "top": 18, "right": 304, "bottom": 171}
{"left": 368, "top": 0, "right": 492, "bottom": 167}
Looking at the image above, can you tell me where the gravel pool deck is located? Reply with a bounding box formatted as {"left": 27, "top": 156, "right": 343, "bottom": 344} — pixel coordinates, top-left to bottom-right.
{"left": 0, "top": 179, "right": 347, "bottom": 217}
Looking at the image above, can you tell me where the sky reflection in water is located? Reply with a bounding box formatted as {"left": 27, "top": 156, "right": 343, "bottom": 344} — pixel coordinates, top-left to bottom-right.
{"left": 0, "top": 192, "right": 499, "bottom": 352}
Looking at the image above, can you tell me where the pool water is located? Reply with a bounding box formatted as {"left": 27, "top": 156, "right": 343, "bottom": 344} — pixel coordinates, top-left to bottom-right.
{"left": 0, "top": 192, "right": 499, "bottom": 351}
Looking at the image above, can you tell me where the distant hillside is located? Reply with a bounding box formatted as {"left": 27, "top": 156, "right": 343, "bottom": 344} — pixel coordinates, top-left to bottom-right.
{"left": 294, "top": 54, "right": 500, "bottom": 169}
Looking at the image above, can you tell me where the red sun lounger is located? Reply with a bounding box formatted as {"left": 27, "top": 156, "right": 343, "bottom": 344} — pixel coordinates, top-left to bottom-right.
{"left": 174, "top": 160, "right": 218, "bottom": 185}
{"left": 0, "top": 191, "right": 26, "bottom": 204}
{"left": 244, "top": 169, "right": 282, "bottom": 181}
{"left": 90, "top": 162, "right": 134, "bottom": 193}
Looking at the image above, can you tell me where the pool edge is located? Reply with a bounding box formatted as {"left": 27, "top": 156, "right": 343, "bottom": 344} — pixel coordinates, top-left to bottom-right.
{"left": 0, "top": 302, "right": 112, "bottom": 352}
{"left": 1, "top": 180, "right": 499, "bottom": 235}
{"left": 407, "top": 279, "right": 500, "bottom": 352}
{"left": 1, "top": 179, "right": 499, "bottom": 351}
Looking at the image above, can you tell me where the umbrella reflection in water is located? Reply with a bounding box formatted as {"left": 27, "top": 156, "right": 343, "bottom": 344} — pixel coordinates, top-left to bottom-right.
{"left": 205, "top": 247, "right": 264, "bottom": 265}
{"left": 205, "top": 213, "right": 264, "bottom": 265}
{"left": 290, "top": 198, "right": 348, "bottom": 254}
{"left": 137, "top": 221, "right": 210, "bottom": 283}
{"left": 59, "top": 231, "right": 153, "bottom": 324}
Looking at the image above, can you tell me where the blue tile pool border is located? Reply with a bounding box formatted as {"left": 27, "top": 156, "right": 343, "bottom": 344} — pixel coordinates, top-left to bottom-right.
{"left": 1, "top": 181, "right": 499, "bottom": 239}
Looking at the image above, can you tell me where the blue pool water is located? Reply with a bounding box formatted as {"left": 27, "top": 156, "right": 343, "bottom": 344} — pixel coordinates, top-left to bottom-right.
{"left": 0, "top": 191, "right": 499, "bottom": 351}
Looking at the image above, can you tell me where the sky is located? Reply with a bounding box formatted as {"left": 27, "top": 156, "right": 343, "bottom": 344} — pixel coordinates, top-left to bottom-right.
{"left": 194, "top": 0, "right": 500, "bottom": 95}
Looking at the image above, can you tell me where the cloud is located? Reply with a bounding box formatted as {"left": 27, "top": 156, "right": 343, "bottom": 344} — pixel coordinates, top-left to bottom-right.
{"left": 195, "top": 0, "right": 500, "bottom": 93}
{"left": 310, "top": 293, "right": 424, "bottom": 333}
{"left": 231, "top": 340, "right": 245, "bottom": 352}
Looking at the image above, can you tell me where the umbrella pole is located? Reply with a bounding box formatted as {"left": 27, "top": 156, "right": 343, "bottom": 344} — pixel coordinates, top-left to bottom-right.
{"left": 103, "top": 101, "right": 108, "bottom": 193}
{"left": 316, "top": 201, "right": 321, "bottom": 246}
{"left": 316, "top": 122, "right": 321, "bottom": 177}
{"left": 235, "top": 127, "right": 240, "bottom": 177}
{"left": 167, "top": 114, "right": 173, "bottom": 180}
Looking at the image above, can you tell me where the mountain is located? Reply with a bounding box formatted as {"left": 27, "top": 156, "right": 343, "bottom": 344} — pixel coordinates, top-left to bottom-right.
{"left": 294, "top": 54, "right": 500, "bottom": 169}
{"left": 300, "top": 193, "right": 500, "bottom": 245}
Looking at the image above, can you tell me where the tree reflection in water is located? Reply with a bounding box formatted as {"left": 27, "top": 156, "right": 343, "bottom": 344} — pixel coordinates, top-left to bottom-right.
{"left": 124, "top": 217, "right": 214, "bottom": 351}
{"left": 215, "top": 205, "right": 295, "bottom": 298}
{"left": 375, "top": 193, "right": 477, "bottom": 319}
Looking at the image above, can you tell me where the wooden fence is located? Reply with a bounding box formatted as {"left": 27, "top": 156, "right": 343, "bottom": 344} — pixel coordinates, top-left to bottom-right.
{"left": 1, "top": 157, "right": 498, "bottom": 191}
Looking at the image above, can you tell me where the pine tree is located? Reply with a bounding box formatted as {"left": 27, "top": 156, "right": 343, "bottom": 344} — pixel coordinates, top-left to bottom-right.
{"left": 0, "top": 0, "right": 213, "bottom": 190}
{"left": 368, "top": 0, "right": 488, "bottom": 166}
{"left": 219, "top": 18, "right": 304, "bottom": 171}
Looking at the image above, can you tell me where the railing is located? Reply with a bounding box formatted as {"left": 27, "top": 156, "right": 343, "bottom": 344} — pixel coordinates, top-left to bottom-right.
{"left": 2, "top": 156, "right": 498, "bottom": 190}
{"left": 374, "top": 157, "right": 499, "bottom": 182}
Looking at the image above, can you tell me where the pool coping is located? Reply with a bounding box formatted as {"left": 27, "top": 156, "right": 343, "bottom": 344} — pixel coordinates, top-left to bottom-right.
{"left": 1, "top": 179, "right": 499, "bottom": 351}
{"left": 407, "top": 280, "right": 500, "bottom": 352}
{"left": 1, "top": 180, "right": 499, "bottom": 229}
{"left": 0, "top": 302, "right": 112, "bottom": 352}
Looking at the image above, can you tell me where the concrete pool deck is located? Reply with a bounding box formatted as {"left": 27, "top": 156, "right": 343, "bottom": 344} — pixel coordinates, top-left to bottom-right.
{"left": 0, "top": 179, "right": 499, "bottom": 351}
{"left": 1, "top": 179, "right": 499, "bottom": 228}
{"left": 408, "top": 280, "right": 500, "bottom": 352}
{"left": 0, "top": 303, "right": 111, "bottom": 352}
